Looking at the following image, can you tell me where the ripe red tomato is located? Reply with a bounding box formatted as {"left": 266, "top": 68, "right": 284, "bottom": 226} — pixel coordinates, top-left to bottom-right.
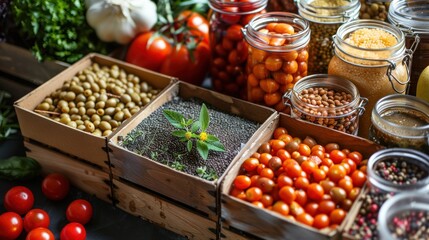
{"left": 160, "top": 41, "right": 211, "bottom": 86}
{"left": 60, "top": 222, "right": 86, "bottom": 240}
{"left": 176, "top": 11, "right": 210, "bottom": 44}
{"left": 24, "top": 209, "right": 50, "bottom": 232}
{"left": 126, "top": 32, "right": 173, "bottom": 72}
{"left": 41, "top": 173, "right": 70, "bottom": 201}
{"left": 26, "top": 227, "right": 55, "bottom": 240}
{"left": 4, "top": 186, "right": 34, "bottom": 215}
{"left": 66, "top": 199, "right": 93, "bottom": 225}
{"left": 0, "top": 212, "right": 23, "bottom": 239}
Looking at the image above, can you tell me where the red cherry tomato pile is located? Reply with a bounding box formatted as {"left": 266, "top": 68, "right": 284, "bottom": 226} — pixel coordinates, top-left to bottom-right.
{"left": 230, "top": 127, "right": 367, "bottom": 230}
{"left": 0, "top": 173, "right": 92, "bottom": 240}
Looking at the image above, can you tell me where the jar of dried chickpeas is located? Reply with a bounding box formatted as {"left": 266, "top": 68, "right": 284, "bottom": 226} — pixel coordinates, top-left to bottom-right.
{"left": 242, "top": 12, "right": 310, "bottom": 112}
{"left": 388, "top": 0, "right": 428, "bottom": 96}
{"left": 297, "top": 0, "right": 360, "bottom": 75}
{"left": 208, "top": 0, "right": 268, "bottom": 100}
{"left": 359, "top": 0, "right": 390, "bottom": 21}
{"left": 328, "top": 19, "right": 417, "bottom": 139}
{"left": 283, "top": 74, "right": 367, "bottom": 135}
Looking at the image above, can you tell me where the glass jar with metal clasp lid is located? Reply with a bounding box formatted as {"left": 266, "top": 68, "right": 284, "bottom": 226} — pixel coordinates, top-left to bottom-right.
{"left": 328, "top": 19, "right": 418, "bottom": 139}
{"left": 388, "top": 0, "right": 429, "bottom": 96}
{"left": 369, "top": 94, "right": 429, "bottom": 154}
{"left": 297, "top": 0, "right": 360, "bottom": 74}
{"left": 283, "top": 74, "right": 368, "bottom": 135}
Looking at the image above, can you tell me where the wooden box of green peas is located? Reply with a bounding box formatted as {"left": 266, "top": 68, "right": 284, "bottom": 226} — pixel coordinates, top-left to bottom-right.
{"left": 221, "top": 113, "right": 382, "bottom": 239}
{"left": 14, "top": 53, "right": 175, "bottom": 170}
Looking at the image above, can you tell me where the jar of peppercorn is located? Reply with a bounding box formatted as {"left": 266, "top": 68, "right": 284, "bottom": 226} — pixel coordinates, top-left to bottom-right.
{"left": 283, "top": 74, "right": 367, "bottom": 135}
{"left": 378, "top": 192, "right": 429, "bottom": 240}
{"left": 297, "top": 0, "right": 360, "bottom": 74}
{"left": 328, "top": 19, "right": 417, "bottom": 139}
{"left": 208, "top": 0, "right": 268, "bottom": 100}
{"left": 242, "top": 12, "right": 310, "bottom": 112}
{"left": 388, "top": 0, "right": 429, "bottom": 96}
{"left": 359, "top": 0, "right": 390, "bottom": 22}
{"left": 370, "top": 94, "right": 429, "bottom": 154}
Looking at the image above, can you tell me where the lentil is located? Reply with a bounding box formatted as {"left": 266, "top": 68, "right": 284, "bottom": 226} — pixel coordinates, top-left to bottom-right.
{"left": 34, "top": 63, "right": 160, "bottom": 136}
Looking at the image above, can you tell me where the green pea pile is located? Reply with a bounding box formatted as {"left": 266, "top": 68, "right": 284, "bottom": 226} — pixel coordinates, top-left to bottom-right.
{"left": 35, "top": 63, "right": 160, "bottom": 136}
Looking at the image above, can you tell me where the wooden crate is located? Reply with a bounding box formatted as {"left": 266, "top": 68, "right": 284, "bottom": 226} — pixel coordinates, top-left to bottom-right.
{"left": 221, "top": 113, "right": 383, "bottom": 240}
{"left": 14, "top": 53, "right": 175, "bottom": 170}
{"left": 341, "top": 186, "right": 370, "bottom": 240}
{"left": 108, "top": 81, "right": 277, "bottom": 220}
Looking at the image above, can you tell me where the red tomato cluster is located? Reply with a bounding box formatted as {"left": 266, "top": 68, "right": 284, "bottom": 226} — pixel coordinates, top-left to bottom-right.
{"left": 126, "top": 11, "right": 210, "bottom": 86}
{"left": 0, "top": 173, "right": 92, "bottom": 240}
{"left": 230, "top": 127, "right": 367, "bottom": 230}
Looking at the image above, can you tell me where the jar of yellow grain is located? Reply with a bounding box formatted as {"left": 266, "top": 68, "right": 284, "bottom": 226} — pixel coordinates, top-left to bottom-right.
{"left": 328, "top": 20, "right": 416, "bottom": 139}
{"left": 298, "top": 0, "right": 360, "bottom": 74}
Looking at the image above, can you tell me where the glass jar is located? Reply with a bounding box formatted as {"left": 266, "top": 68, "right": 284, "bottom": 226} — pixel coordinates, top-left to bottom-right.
{"left": 283, "top": 74, "right": 367, "bottom": 135}
{"left": 369, "top": 94, "right": 429, "bottom": 154}
{"left": 297, "top": 0, "right": 360, "bottom": 74}
{"left": 267, "top": 0, "right": 298, "bottom": 13}
{"left": 388, "top": 0, "right": 428, "bottom": 96}
{"left": 208, "top": 0, "right": 268, "bottom": 100}
{"left": 367, "top": 148, "right": 429, "bottom": 195}
{"left": 242, "top": 12, "right": 310, "bottom": 112}
{"left": 359, "top": 0, "right": 390, "bottom": 21}
{"left": 328, "top": 19, "right": 415, "bottom": 139}
{"left": 378, "top": 192, "right": 429, "bottom": 240}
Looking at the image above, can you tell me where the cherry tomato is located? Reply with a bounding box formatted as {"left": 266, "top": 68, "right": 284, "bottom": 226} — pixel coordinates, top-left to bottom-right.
{"left": 4, "top": 186, "right": 34, "bottom": 215}
{"left": 351, "top": 170, "right": 367, "bottom": 188}
{"left": 329, "top": 208, "right": 347, "bottom": 225}
{"left": 176, "top": 11, "right": 210, "bottom": 44}
{"left": 24, "top": 209, "right": 50, "bottom": 232}
{"left": 26, "top": 227, "right": 55, "bottom": 240}
{"left": 245, "top": 187, "right": 263, "bottom": 202}
{"left": 327, "top": 164, "right": 346, "bottom": 183}
{"left": 273, "top": 127, "right": 288, "bottom": 139}
{"left": 66, "top": 199, "right": 93, "bottom": 225}
{"left": 318, "top": 200, "right": 336, "bottom": 215}
{"left": 0, "top": 212, "right": 23, "bottom": 239}
{"left": 233, "top": 175, "right": 252, "bottom": 190}
{"left": 255, "top": 177, "right": 275, "bottom": 193}
{"left": 42, "top": 173, "right": 70, "bottom": 201}
{"left": 60, "top": 222, "right": 86, "bottom": 240}
{"left": 272, "top": 201, "right": 289, "bottom": 216}
{"left": 313, "top": 214, "right": 330, "bottom": 229}
{"left": 126, "top": 32, "right": 173, "bottom": 72}
{"left": 330, "top": 149, "right": 346, "bottom": 164}
{"left": 278, "top": 186, "right": 296, "bottom": 204}
{"left": 242, "top": 157, "right": 259, "bottom": 172}
{"left": 296, "top": 212, "right": 314, "bottom": 226}
{"left": 307, "top": 183, "right": 324, "bottom": 202}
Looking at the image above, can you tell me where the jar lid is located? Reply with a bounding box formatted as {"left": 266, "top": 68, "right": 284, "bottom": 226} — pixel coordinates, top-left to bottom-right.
{"left": 388, "top": 0, "right": 429, "bottom": 34}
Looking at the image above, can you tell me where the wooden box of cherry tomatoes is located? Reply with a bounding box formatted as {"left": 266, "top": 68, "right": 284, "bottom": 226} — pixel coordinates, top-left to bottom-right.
{"left": 220, "top": 113, "right": 383, "bottom": 239}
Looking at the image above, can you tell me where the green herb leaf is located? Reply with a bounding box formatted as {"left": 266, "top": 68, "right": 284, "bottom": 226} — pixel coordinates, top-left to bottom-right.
{"left": 163, "top": 109, "right": 185, "bottom": 129}
{"left": 191, "top": 120, "right": 200, "bottom": 132}
{"left": 206, "top": 140, "right": 225, "bottom": 152}
{"left": 199, "top": 103, "right": 209, "bottom": 132}
{"left": 197, "top": 140, "right": 209, "bottom": 160}
{"left": 187, "top": 140, "right": 193, "bottom": 152}
{"left": 172, "top": 130, "right": 187, "bottom": 138}
{"left": 0, "top": 156, "right": 41, "bottom": 181}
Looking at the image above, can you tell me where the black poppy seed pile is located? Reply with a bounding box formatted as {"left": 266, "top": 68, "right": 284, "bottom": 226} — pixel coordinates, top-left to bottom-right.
{"left": 388, "top": 210, "right": 429, "bottom": 239}
{"left": 348, "top": 158, "right": 429, "bottom": 239}
{"left": 119, "top": 97, "right": 260, "bottom": 179}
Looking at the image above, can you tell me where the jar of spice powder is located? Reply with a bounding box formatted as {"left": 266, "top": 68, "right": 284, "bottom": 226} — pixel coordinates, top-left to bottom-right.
{"left": 359, "top": 0, "right": 390, "bottom": 22}
{"left": 283, "top": 74, "right": 367, "bottom": 135}
{"left": 370, "top": 94, "right": 429, "bottom": 154}
{"left": 243, "top": 12, "right": 310, "bottom": 112}
{"left": 388, "top": 0, "right": 428, "bottom": 96}
{"left": 297, "top": 0, "right": 360, "bottom": 74}
{"left": 208, "top": 0, "right": 268, "bottom": 100}
{"left": 328, "top": 19, "right": 416, "bottom": 139}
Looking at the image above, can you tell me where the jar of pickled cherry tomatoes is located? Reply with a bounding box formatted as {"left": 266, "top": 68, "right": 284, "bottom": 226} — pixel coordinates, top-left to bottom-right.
{"left": 242, "top": 12, "right": 310, "bottom": 112}
{"left": 208, "top": 0, "right": 268, "bottom": 100}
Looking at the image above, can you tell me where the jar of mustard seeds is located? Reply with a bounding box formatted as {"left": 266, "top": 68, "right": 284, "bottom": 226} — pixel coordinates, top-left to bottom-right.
{"left": 328, "top": 20, "right": 416, "bottom": 139}
{"left": 298, "top": 0, "right": 360, "bottom": 74}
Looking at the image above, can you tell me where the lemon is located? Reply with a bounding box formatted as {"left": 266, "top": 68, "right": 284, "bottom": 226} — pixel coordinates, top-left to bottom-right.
{"left": 416, "top": 65, "right": 429, "bottom": 102}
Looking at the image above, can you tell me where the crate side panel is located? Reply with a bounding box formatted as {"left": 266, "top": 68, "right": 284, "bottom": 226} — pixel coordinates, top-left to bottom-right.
{"left": 113, "top": 179, "right": 217, "bottom": 240}
{"left": 24, "top": 141, "right": 112, "bottom": 203}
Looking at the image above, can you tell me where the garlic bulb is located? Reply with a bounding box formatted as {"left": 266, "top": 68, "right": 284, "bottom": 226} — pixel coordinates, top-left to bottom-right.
{"left": 85, "top": 0, "right": 157, "bottom": 44}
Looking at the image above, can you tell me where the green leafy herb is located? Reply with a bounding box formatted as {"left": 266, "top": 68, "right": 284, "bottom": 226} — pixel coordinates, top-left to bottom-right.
{"left": 196, "top": 166, "right": 218, "bottom": 181}
{"left": 163, "top": 103, "right": 225, "bottom": 160}
{"left": 10, "top": 0, "right": 115, "bottom": 63}
{"left": 0, "top": 90, "right": 19, "bottom": 141}
{"left": 0, "top": 156, "right": 41, "bottom": 181}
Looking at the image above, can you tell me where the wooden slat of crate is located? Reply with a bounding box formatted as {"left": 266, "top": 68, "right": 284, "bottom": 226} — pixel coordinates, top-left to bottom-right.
{"left": 221, "top": 113, "right": 383, "bottom": 240}
{"left": 221, "top": 225, "right": 259, "bottom": 240}
{"left": 112, "top": 178, "right": 218, "bottom": 240}
{"left": 341, "top": 187, "right": 368, "bottom": 240}
{"left": 108, "top": 81, "right": 277, "bottom": 220}
{"left": 23, "top": 140, "right": 112, "bottom": 203}
{"left": 14, "top": 53, "right": 175, "bottom": 169}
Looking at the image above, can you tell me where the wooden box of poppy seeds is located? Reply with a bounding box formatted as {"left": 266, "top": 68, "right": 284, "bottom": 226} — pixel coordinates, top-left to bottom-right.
{"left": 107, "top": 81, "right": 277, "bottom": 221}
{"left": 14, "top": 53, "right": 175, "bottom": 170}
{"left": 220, "top": 113, "right": 383, "bottom": 240}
